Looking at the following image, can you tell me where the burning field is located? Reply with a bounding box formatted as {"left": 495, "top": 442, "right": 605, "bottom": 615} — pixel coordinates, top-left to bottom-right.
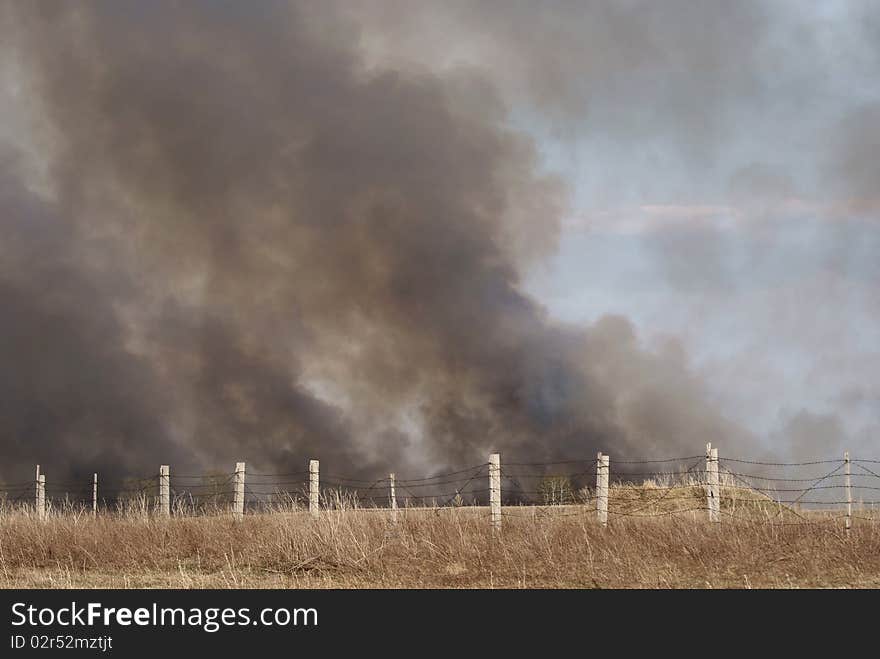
{"left": 1, "top": 3, "right": 879, "bottom": 592}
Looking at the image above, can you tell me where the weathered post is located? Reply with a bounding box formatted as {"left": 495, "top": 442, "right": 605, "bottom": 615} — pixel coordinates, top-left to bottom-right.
{"left": 92, "top": 473, "right": 98, "bottom": 516}
{"left": 233, "top": 462, "right": 245, "bottom": 519}
{"left": 389, "top": 472, "right": 398, "bottom": 523}
{"left": 34, "top": 465, "right": 41, "bottom": 516}
{"left": 596, "top": 452, "right": 609, "bottom": 526}
{"left": 706, "top": 443, "right": 720, "bottom": 523}
{"left": 158, "top": 465, "right": 170, "bottom": 517}
{"left": 37, "top": 473, "right": 46, "bottom": 520}
{"left": 844, "top": 451, "right": 852, "bottom": 534}
{"left": 489, "top": 453, "right": 501, "bottom": 533}
{"left": 309, "top": 459, "right": 319, "bottom": 517}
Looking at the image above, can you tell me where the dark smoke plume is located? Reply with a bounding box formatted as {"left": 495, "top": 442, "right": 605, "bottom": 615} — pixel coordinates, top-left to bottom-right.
{"left": 0, "top": 1, "right": 754, "bottom": 483}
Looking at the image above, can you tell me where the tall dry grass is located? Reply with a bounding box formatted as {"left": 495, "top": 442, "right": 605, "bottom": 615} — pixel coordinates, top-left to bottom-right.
{"left": 1, "top": 485, "right": 878, "bottom": 588}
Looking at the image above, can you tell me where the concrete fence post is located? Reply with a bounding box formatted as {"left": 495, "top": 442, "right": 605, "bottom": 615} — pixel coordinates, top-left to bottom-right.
{"left": 233, "top": 462, "right": 245, "bottom": 519}
{"left": 389, "top": 472, "right": 398, "bottom": 523}
{"left": 92, "top": 473, "right": 98, "bottom": 516}
{"left": 596, "top": 452, "right": 609, "bottom": 526}
{"left": 844, "top": 451, "right": 852, "bottom": 534}
{"left": 309, "top": 459, "right": 319, "bottom": 517}
{"left": 37, "top": 471, "right": 46, "bottom": 520}
{"left": 34, "top": 465, "right": 41, "bottom": 516}
{"left": 489, "top": 453, "right": 501, "bottom": 533}
{"left": 159, "top": 465, "right": 170, "bottom": 517}
{"left": 706, "top": 443, "right": 720, "bottom": 523}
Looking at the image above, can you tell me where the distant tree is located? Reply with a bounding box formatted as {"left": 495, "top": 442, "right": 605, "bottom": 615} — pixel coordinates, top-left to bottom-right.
{"left": 537, "top": 476, "right": 574, "bottom": 505}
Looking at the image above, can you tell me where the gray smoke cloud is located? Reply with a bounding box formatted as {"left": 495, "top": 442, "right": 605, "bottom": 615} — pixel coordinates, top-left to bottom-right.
{"left": 1, "top": 1, "right": 770, "bottom": 485}
{"left": 344, "top": 0, "right": 771, "bottom": 151}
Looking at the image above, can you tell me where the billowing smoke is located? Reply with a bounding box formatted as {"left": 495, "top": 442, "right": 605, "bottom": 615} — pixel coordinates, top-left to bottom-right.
{"left": 0, "top": 1, "right": 757, "bottom": 483}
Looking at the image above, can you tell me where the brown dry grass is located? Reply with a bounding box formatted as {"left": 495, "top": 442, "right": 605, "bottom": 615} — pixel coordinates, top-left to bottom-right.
{"left": 1, "top": 483, "right": 878, "bottom": 589}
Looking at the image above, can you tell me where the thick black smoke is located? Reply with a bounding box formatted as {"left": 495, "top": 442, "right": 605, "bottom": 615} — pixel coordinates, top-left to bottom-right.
{"left": 0, "top": 1, "right": 754, "bottom": 483}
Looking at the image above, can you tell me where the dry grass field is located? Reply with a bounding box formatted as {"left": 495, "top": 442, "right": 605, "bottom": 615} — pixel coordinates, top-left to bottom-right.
{"left": 2, "top": 479, "right": 878, "bottom": 589}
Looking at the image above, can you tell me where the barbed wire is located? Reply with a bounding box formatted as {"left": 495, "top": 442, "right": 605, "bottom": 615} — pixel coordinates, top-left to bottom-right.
{"left": 773, "top": 462, "right": 846, "bottom": 515}
{"left": 608, "top": 506, "right": 708, "bottom": 517}
{"left": 714, "top": 469, "right": 859, "bottom": 482}
{"left": 395, "top": 464, "right": 489, "bottom": 483}
{"left": 4, "top": 453, "right": 879, "bottom": 524}
{"left": 719, "top": 458, "right": 844, "bottom": 466}
{"left": 610, "top": 456, "right": 704, "bottom": 464}
{"left": 853, "top": 461, "right": 880, "bottom": 480}
{"left": 503, "top": 458, "right": 596, "bottom": 467}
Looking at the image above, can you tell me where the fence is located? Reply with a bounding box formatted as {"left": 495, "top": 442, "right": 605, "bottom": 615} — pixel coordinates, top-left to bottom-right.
{"left": 2, "top": 444, "right": 879, "bottom": 532}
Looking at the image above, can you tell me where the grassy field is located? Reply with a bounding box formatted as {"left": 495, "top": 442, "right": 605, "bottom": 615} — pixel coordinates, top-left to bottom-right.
{"left": 1, "top": 483, "right": 878, "bottom": 588}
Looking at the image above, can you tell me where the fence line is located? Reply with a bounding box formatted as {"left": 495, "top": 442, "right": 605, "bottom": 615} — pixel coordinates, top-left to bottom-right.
{"left": 3, "top": 447, "right": 879, "bottom": 531}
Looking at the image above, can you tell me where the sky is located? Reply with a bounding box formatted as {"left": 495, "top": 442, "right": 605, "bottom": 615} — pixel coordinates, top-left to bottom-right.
{"left": 348, "top": 0, "right": 880, "bottom": 451}
{"left": 0, "top": 1, "right": 877, "bottom": 479}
